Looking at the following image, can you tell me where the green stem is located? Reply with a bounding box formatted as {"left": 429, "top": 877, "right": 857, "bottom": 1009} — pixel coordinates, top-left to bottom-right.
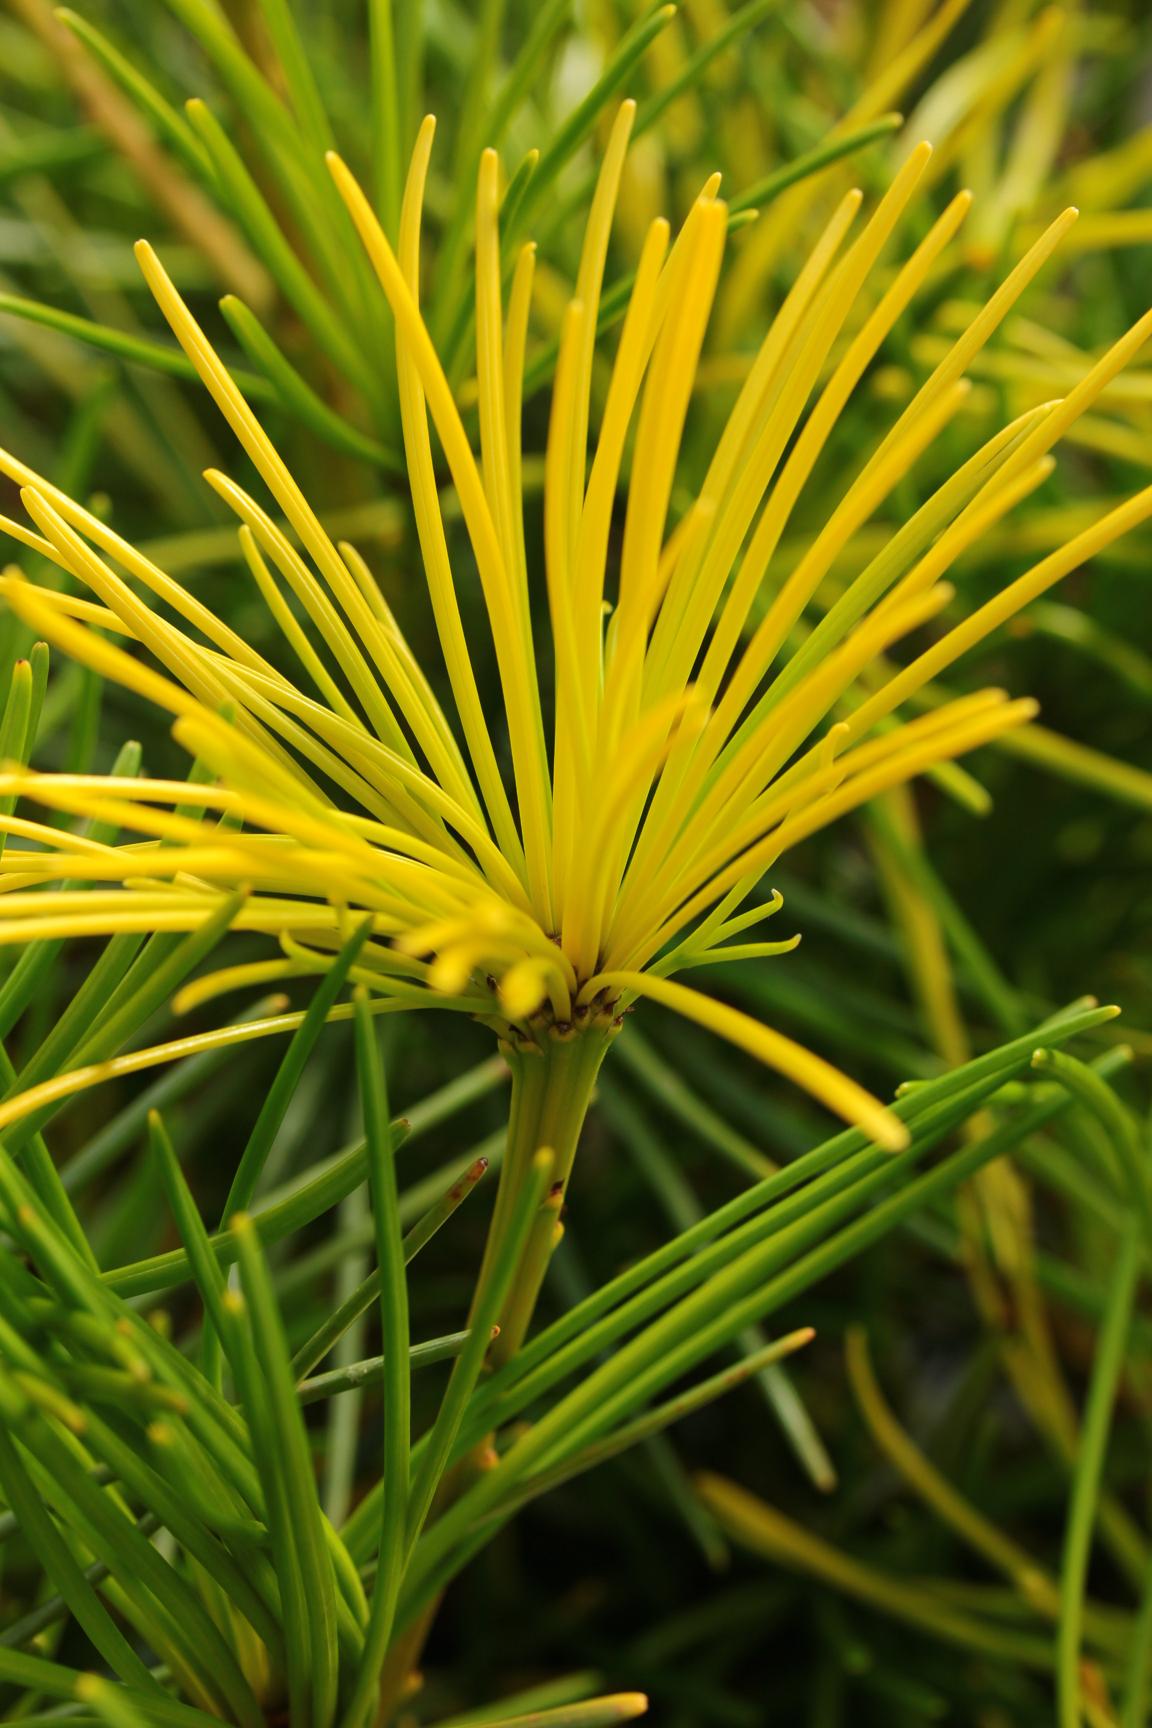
{"left": 482, "top": 1028, "right": 612, "bottom": 1369}
{"left": 368, "top": 1035, "right": 604, "bottom": 1719}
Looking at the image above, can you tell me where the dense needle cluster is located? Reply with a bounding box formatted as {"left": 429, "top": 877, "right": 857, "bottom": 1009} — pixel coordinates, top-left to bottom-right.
{"left": 0, "top": 102, "right": 1149, "bottom": 1153}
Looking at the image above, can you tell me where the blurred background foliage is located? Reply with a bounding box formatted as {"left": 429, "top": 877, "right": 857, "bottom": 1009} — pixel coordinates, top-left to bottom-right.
{"left": 0, "top": 1, "right": 1150, "bottom": 1723}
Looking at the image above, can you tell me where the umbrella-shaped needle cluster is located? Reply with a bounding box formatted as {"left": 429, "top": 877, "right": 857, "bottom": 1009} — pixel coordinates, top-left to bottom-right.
{"left": 0, "top": 102, "right": 1150, "bottom": 1157}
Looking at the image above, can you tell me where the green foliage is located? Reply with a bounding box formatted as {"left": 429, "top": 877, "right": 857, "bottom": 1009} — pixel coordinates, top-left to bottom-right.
{"left": 0, "top": 2, "right": 1148, "bottom": 1725}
